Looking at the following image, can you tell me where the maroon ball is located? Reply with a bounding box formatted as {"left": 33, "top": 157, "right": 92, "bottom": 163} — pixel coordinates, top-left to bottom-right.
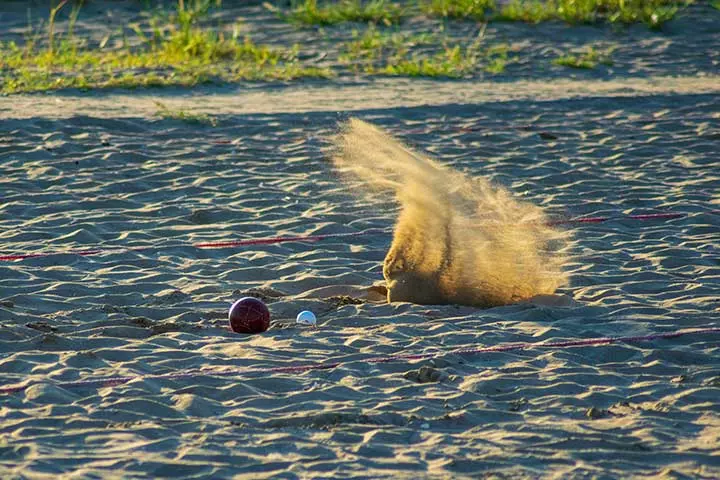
{"left": 228, "top": 297, "right": 270, "bottom": 334}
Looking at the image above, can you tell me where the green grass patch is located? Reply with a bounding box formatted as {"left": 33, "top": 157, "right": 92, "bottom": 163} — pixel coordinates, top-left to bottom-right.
{"left": 553, "top": 46, "right": 614, "bottom": 69}
{"left": 380, "top": 44, "right": 479, "bottom": 77}
{"left": 496, "top": 0, "right": 556, "bottom": 23}
{"left": 1, "top": 0, "right": 332, "bottom": 94}
{"left": 154, "top": 100, "right": 218, "bottom": 125}
{"left": 484, "top": 44, "right": 509, "bottom": 73}
{"left": 284, "top": 0, "right": 406, "bottom": 25}
{"left": 422, "top": 0, "right": 496, "bottom": 19}
{"left": 340, "top": 26, "right": 510, "bottom": 77}
{"left": 423, "top": 0, "right": 690, "bottom": 28}
{"left": 339, "top": 25, "right": 439, "bottom": 71}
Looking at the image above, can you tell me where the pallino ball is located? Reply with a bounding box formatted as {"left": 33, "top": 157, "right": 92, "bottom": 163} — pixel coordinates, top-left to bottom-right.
{"left": 228, "top": 297, "right": 271, "bottom": 334}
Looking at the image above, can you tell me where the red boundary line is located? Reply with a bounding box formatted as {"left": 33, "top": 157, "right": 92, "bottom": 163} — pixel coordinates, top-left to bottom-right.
{"left": 0, "top": 326, "right": 717, "bottom": 395}
{"left": 547, "top": 212, "right": 686, "bottom": 226}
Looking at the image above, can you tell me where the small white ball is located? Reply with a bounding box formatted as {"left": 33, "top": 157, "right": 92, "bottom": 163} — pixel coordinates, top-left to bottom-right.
{"left": 296, "top": 310, "right": 317, "bottom": 326}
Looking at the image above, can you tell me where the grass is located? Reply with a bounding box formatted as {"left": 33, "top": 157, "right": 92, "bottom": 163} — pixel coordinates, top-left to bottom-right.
{"left": 339, "top": 25, "right": 439, "bottom": 71}
{"left": 281, "top": 0, "right": 693, "bottom": 27}
{"left": 0, "top": 0, "right": 332, "bottom": 94}
{"left": 422, "top": 0, "right": 496, "bottom": 19}
{"left": 284, "top": 0, "right": 406, "bottom": 25}
{"left": 381, "top": 44, "right": 480, "bottom": 77}
{"left": 340, "top": 25, "right": 509, "bottom": 77}
{"left": 553, "top": 46, "right": 614, "bottom": 69}
{"left": 496, "top": 0, "right": 556, "bottom": 23}
{"left": 484, "top": 44, "right": 509, "bottom": 73}
{"left": 154, "top": 100, "right": 218, "bottom": 125}
{"left": 426, "top": 0, "right": 692, "bottom": 28}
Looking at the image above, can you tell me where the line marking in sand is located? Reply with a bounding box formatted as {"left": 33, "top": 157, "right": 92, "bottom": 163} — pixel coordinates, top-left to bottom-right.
{"left": 0, "top": 327, "right": 717, "bottom": 395}
{"left": 547, "top": 212, "right": 687, "bottom": 226}
{"left": 1, "top": 211, "right": 712, "bottom": 262}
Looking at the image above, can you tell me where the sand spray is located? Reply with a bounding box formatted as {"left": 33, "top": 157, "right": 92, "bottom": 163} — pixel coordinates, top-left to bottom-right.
{"left": 332, "top": 118, "right": 573, "bottom": 307}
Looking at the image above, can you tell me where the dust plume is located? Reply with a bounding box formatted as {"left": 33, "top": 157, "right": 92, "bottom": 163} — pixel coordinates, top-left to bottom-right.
{"left": 332, "top": 118, "right": 572, "bottom": 307}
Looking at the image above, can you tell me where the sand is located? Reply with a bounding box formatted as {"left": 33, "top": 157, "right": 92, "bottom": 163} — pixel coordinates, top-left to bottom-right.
{"left": 1, "top": 3, "right": 720, "bottom": 479}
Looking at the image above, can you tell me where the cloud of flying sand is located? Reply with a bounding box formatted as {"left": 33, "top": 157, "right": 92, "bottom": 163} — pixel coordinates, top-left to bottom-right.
{"left": 332, "top": 118, "right": 572, "bottom": 307}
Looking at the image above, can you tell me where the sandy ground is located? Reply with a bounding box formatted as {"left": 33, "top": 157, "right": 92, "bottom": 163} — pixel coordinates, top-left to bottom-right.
{"left": 1, "top": 3, "right": 720, "bottom": 479}
{"left": 1, "top": 78, "right": 718, "bottom": 479}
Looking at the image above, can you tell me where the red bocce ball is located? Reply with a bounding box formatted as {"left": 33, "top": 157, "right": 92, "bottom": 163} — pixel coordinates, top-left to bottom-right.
{"left": 228, "top": 297, "right": 271, "bottom": 334}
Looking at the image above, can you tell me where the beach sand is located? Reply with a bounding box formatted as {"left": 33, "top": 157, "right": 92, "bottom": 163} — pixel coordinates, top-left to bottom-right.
{"left": 1, "top": 4, "right": 720, "bottom": 479}
{"left": 2, "top": 80, "right": 718, "bottom": 479}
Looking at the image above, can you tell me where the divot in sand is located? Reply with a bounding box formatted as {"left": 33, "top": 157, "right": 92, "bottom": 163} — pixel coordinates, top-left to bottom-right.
{"left": 333, "top": 119, "right": 573, "bottom": 307}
